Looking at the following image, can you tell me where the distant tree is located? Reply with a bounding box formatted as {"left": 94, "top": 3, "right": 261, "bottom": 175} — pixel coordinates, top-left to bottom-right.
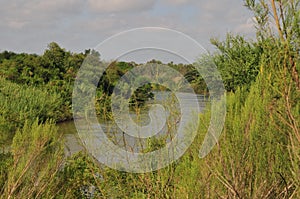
{"left": 0, "top": 51, "right": 16, "bottom": 63}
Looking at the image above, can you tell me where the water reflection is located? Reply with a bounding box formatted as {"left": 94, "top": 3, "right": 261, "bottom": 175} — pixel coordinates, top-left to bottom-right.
{"left": 59, "top": 93, "right": 208, "bottom": 156}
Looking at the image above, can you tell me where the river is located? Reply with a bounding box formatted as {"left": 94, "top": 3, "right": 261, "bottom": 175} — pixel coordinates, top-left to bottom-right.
{"left": 58, "top": 92, "right": 208, "bottom": 156}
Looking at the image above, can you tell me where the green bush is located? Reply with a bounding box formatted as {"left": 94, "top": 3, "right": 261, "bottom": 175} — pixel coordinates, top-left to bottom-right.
{"left": 1, "top": 119, "right": 64, "bottom": 198}
{"left": 0, "top": 78, "right": 64, "bottom": 144}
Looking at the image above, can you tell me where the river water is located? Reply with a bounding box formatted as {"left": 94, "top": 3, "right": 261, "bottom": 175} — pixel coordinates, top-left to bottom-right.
{"left": 58, "top": 92, "right": 208, "bottom": 156}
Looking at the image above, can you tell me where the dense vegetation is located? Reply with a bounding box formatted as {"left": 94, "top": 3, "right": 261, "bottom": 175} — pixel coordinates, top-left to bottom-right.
{"left": 0, "top": 0, "right": 299, "bottom": 198}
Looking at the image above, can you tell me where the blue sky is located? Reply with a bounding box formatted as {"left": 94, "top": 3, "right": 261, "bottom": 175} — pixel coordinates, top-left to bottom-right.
{"left": 0, "top": 0, "right": 256, "bottom": 62}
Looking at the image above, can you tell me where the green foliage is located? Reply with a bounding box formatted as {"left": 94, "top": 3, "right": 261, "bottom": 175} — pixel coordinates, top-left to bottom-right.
{"left": 211, "top": 34, "right": 262, "bottom": 92}
{"left": 0, "top": 51, "right": 17, "bottom": 63}
{"left": 1, "top": 119, "right": 64, "bottom": 198}
{"left": 210, "top": 81, "right": 292, "bottom": 197}
{"left": 0, "top": 152, "right": 13, "bottom": 193}
{"left": 0, "top": 43, "right": 86, "bottom": 121}
{"left": 58, "top": 152, "right": 104, "bottom": 198}
{"left": 184, "top": 67, "right": 208, "bottom": 94}
{"left": 0, "top": 78, "right": 64, "bottom": 145}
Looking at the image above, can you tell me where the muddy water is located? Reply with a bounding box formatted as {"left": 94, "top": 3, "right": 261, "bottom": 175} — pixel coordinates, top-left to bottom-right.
{"left": 58, "top": 93, "right": 208, "bottom": 156}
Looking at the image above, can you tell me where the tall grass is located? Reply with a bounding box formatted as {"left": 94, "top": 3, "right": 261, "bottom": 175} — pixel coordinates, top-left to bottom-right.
{"left": 0, "top": 77, "right": 63, "bottom": 145}
{"left": 1, "top": 119, "right": 64, "bottom": 198}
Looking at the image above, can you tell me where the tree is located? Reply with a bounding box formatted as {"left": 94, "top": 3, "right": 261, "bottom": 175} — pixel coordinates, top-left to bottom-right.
{"left": 245, "top": 0, "right": 300, "bottom": 90}
{"left": 211, "top": 34, "right": 262, "bottom": 92}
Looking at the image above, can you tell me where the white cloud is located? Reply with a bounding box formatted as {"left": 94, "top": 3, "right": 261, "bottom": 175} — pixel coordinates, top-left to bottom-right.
{"left": 88, "top": 0, "right": 156, "bottom": 13}
{"left": 0, "top": 0, "right": 84, "bottom": 29}
{"left": 0, "top": 0, "right": 256, "bottom": 55}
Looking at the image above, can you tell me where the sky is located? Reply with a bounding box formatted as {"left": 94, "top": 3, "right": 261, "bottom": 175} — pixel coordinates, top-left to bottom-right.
{"left": 0, "top": 0, "right": 256, "bottom": 62}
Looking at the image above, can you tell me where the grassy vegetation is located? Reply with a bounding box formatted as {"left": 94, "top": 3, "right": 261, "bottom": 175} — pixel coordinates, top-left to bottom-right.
{"left": 0, "top": 78, "right": 64, "bottom": 145}
{"left": 0, "top": 0, "right": 299, "bottom": 198}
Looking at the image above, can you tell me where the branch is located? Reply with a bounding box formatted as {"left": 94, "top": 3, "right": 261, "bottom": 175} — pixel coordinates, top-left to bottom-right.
{"left": 271, "top": 0, "right": 285, "bottom": 41}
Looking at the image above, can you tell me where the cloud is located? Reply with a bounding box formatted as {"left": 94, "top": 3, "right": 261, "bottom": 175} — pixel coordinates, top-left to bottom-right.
{"left": 0, "top": 0, "right": 84, "bottom": 29}
{"left": 88, "top": 0, "right": 156, "bottom": 13}
{"left": 162, "top": 0, "right": 196, "bottom": 6}
{"left": 0, "top": 0, "right": 256, "bottom": 55}
{"left": 7, "top": 20, "right": 28, "bottom": 29}
{"left": 234, "top": 17, "right": 256, "bottom": 36}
